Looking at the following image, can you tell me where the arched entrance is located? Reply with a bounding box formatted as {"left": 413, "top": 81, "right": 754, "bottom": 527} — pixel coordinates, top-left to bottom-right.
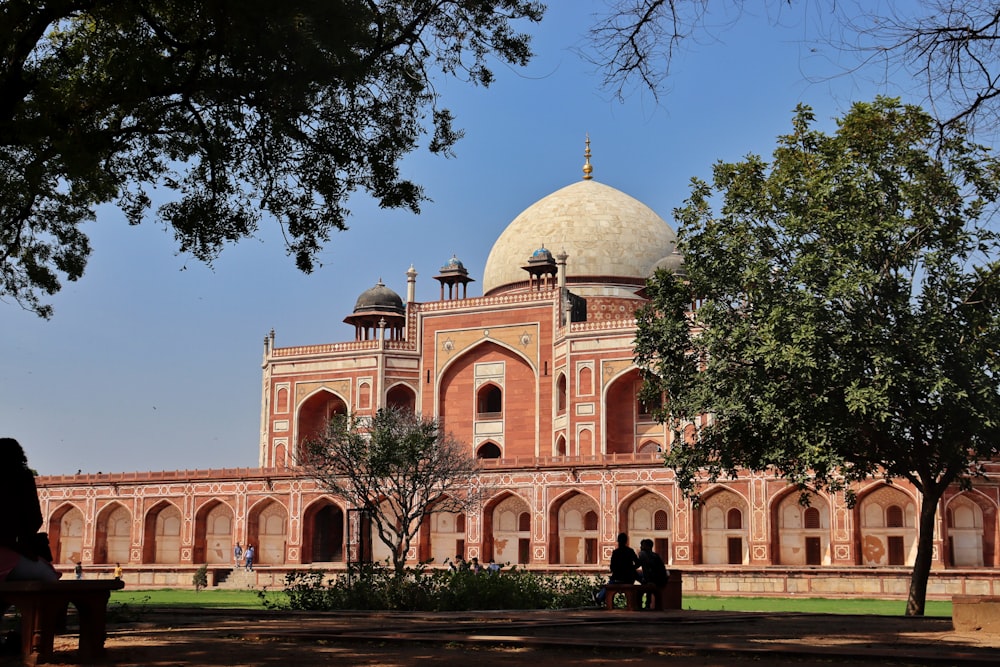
{"left": 302, "top": 499, "right": 345, "bottom": 563}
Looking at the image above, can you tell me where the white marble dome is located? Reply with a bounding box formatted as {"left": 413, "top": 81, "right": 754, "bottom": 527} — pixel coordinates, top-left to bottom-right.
{"left": 482, "top": 179, "right": 677, "bottom": 295}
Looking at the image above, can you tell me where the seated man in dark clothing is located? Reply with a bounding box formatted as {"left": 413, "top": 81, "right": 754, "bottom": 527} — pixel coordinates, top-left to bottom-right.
{"left": 637, "top": 538, "right": 668, "bottom": 609}
{"left": 594, "top": 532, "right": 640, "bottom": 605}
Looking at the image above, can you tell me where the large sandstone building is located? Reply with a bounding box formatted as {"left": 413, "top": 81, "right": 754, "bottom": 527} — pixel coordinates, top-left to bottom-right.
{"left": 36, "top": 148, "right": 1000, "bottom": 597}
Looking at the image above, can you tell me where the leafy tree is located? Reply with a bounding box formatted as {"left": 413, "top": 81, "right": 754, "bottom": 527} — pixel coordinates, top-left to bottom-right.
{"left": 635, "top": 97, "right": 1000, "bottom": 616}
{"left": 0, "top": 0, "right": 543, "bottom": 317}
{"left": 588, "top": 1, "right": 1000, "bottom": 135}
{"left": 301, "top": 406, "right": 481, "bottom": 574}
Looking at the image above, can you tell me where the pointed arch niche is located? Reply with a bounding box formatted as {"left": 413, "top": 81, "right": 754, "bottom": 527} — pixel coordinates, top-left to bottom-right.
{"left": 49, "top": 504, "right": 85, "bottom": 565}
{"left": 94, "top": 503, "right": 131, "bottom": 565}
{"left": 483, "top": 493, "right": 532, "bottom": 565}
{"left": 945, "top": 492, "right": 996, "bottom": 567}
{"left": 772, "top": 490, "right": 831, "bottom": 566}
{"left": 438, "top": 340, "right": 535, "bottom": 459}
{"left": 550, "top": 493, "right": 599, "bottom": 565}
{"left": 386, "top": 383, "right": 417, "bottom": 413}
{"left": 302, "top": 498, "right": 345, "bottom": 563}
{"left": 855, "top": 485, "right": 917, "bottom": 566}
{"left": 143, "top": 501, "right": 182, "bottom": 564}
{"left": 622, "top": 491, "right": 672, "bottom": 564}
{"left": 698, "top": 489, "right": 749, "bottom": 565}
{"left": 604, "top": 368, "right": 643, "bottom": 455}
{"left": 420, "top": 499, "right": 466, "bottom": 564}
{"left": 247, "top": 500, "right": 288, "bottom": 565}
{"left": 295, "top": 389, "right": 348, "bottom": 462}
{"left": 193, "top": 500, "right": 234, "bottom": 565}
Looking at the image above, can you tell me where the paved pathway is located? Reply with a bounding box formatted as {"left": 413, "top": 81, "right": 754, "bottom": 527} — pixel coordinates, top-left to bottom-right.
{"left": 4, "top": 607, "right": 1000, "bottom": 666}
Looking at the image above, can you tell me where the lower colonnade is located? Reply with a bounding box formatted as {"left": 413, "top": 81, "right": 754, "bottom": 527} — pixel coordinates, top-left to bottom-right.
{"left": 35, "top": 457, "right": 1000, "bottom": 599}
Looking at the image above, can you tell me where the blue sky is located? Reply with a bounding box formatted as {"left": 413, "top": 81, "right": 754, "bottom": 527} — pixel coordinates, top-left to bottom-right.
{"left": 2, "top": 2, "right": 898, "bottom": 475}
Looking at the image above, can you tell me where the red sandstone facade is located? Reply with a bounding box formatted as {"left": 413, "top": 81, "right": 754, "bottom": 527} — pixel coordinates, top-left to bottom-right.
{"left": 35, "top": 166, "right": 1000, "bottom": 596}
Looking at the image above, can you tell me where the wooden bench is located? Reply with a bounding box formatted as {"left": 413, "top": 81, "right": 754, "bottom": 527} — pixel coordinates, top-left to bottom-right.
{"left": 0, "top": 579, "right": 124, "bottom": 665}
{"left": 604, "top": 570, "right": 682, "bottom": 611}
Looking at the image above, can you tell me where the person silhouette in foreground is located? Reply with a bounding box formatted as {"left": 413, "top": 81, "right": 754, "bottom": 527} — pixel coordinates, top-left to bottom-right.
{"left": 0, "top": 438, "right": 60, "bottom": 584}
{"left": 594, "top": 532, "right": 640, "bottom": 606}
{"left": 1, "top": 439, "right": 61, "bottom": 655}
{"left": 637, "top": 538, "right": 669, "bottom": 609}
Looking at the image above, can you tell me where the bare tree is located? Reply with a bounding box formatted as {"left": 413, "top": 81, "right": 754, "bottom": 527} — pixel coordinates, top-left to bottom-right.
{"left": 586, "top": 0, "right": 715, "bottom": 100}
{"left": 588, "top": 1, "right": 1000, "bottom": 137}
{"left": 300, "top": 406, "right": 482, "bottom": 574}
{"left": 839, "top": 1, "right": 1000, "bottom": 135}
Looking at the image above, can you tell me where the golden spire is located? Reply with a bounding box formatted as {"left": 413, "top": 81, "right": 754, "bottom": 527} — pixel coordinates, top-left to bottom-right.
{"left": 583, "top": 134, "right": 593, "bottom": 180}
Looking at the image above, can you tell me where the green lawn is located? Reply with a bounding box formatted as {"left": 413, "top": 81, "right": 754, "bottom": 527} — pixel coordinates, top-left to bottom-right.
{"left": 684, "top": 595, "right": 951, "bottom": 617}
{"left": 111, "top": 589, "right": 952, "bottom": 617}
{"left": 111, "top": 588, "right": 276, "bottom": 609}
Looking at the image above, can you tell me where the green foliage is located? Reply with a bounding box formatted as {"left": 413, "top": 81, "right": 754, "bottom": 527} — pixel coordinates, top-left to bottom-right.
{"left": 636, "top": 97, "right": 1000, "bottom": 615}
{"left": 259, "top": 564, "right": 598, "bottom": 612}
{"left": 0, "top": 0, "right": 544, "bottom": 318}
{"left": 192, "top": 564, "right": 208, "bottom": 592}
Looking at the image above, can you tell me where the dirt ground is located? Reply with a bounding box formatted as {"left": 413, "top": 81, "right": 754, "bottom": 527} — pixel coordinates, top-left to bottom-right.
{"left": 4, "top": 606, "right": 1000, "bottom": 666}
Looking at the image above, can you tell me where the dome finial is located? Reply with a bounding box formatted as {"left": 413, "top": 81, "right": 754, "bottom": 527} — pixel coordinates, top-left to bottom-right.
{"left": 582, "top": 134, "right": 593, "bottom": 180}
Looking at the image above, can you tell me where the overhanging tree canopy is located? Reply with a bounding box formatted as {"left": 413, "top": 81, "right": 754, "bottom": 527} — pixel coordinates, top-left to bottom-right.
{"left": 635, "top": 97, "right": 1000, "bottom": 616}
{"left": 0, "top": 0, "right": 543, "bottom": 317}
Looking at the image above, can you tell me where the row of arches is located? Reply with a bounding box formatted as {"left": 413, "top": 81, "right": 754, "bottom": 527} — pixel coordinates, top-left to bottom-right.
{"left": 44, "top": 485, "right": 998, "bottom": 569}
{"left": 49, "top": 499, "right": 289, "bottom": 566}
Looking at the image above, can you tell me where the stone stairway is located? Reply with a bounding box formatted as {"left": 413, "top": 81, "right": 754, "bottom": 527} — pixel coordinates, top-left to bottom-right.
{"left": 214, "top": 567, "right": 257, "bottom": 589}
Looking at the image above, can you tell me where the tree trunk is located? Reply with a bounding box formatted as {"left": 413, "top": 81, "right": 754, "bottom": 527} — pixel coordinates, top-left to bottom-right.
{"left": 905, "top": 488, "right": 942, "bottom": 616}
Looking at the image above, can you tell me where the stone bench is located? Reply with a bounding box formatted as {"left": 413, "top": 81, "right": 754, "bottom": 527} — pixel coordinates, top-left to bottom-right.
{"left": 0, "top": 579, "right": 124, "bottom": 665}
{"left": 953, "top": 595, "right": 1000, "bottom": 634}
{"left": 604, "top": 570, "right": 682, "bottom": 611}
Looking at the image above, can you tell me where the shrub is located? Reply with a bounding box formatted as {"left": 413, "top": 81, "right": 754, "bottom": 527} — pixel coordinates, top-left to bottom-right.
{"left": 192, "top": 565, "right": 208, "bottom": 592}
{"left": 259, "top": 563, "right": 598, "bottom": 612}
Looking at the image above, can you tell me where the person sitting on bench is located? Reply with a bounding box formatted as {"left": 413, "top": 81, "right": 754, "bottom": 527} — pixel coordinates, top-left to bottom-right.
{"left": 0, "top": 438, "right": 60, "bottom": 584}
{"left": 594, "top": 532, "right": 640, "bottom": 605}
{"left": 637, "top": 538, "right": 668, "bottom": 609}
